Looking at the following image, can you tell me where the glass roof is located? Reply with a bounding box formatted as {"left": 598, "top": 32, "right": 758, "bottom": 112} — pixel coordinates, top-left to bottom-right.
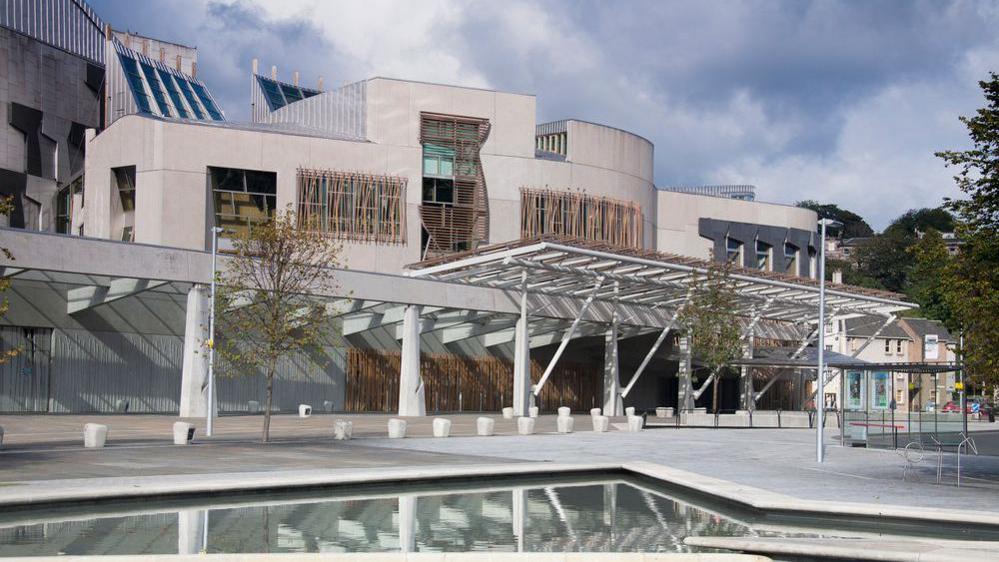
{"left": 256, "top": 74, "right": 322, "bottom": 112}
{"left": 112, "top": 37, "right": 225, "bottom": 123}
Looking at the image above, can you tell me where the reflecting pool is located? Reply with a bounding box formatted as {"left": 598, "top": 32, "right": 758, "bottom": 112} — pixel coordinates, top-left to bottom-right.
{"left": 0, "top": 473, "right": 995, "bottom": 556}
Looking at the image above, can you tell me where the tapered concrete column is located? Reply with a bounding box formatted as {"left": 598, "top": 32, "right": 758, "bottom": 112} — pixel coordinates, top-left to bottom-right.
{"left": 739, "top": 334, "right": 755, "bottom": 411}
{"left": 513, "top": 277, "right": 531, "bottom": 415}
{"left": 177, "top": 509, "right": 206, "bottom": 554}
{"left": 180, "top": 285, "right": 210, "bottom": 417}
{"left": 512, "top": 488, "right": 527, "bottom": 552}
{"left": 603, "top": 315, "right": 623, "bottom": 416}
{"left": 398, "top": 305, "right": 426, "bottom": 416}
{"left": 677, "top": 332, "right": 694, "bottom": 411}
{"left": 398, "top": 496, "right": 416, "bottom": 553}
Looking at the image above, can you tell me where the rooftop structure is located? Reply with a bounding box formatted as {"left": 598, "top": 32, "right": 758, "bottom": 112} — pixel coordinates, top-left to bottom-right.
{"left": 660, "top": 185, "right": 756, "bottom": 201}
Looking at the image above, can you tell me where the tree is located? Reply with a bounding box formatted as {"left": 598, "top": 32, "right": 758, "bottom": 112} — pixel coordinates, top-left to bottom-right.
{"left": 935, "top": 72, "right": 999, "bottom": 388}
{"left": 907, "top": 229, "right": 955, "bottom": 325}
{"left": 678, "top": 262, "right": 743, "bottom": 414}
{"left": 214, "top": 208, "right": 343, "bottom": 442}
{"left": 0, "top": 196, "right": 19, "bottom": 364}
{"left": 852, "top": 230, "right": 914, "bottom": 293}
{"left": 796, "top": 200, "right": 874, "bottom": 238}
{"left": 884, "top": 207, "right": 955, "bottom": 237}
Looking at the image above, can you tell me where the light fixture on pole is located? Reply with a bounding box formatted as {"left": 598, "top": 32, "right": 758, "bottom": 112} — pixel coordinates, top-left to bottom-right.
{"left": 206, "top": 226, "right": 223, "bottom": 437}
{"left": 816, "top": 218, "right": 842, "bottom": 463}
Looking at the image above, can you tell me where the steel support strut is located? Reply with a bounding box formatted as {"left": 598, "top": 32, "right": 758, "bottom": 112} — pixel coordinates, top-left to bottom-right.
{"left": 532, "top": 277, "right": 605, "bottom": 396}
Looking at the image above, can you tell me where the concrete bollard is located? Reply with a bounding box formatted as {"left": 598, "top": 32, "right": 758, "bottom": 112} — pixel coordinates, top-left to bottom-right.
{"left": 517, "top": 417, "right": 535, "bottom": 435}
{"left": 432, "top": 417, "right": 452, "bottom": 438}
{"left": 388, "top": 418, "right": 407, "bottom": 439}
{"left": 84, "top": 423, "right": 108, "bottom": 448}
{"left": 656, "top": 407, "right": 673, "bottom": 418}
{"left": 529, "top": 406, "right": 539, "bottom": 418}
{"left": 557, "top": 406, "right": 571, "bottom": 417}
{"left": 625, "top": 406, "right": 636, "bottom": 417}
{"left": 323, "top": 400, "right": 334, "bottom": 413}
{"left": 248, "top": 400, "right": 260, "bottom": 414}
{"left": 592, "top": 415, "right": 610, "bottom": 432}
{"left": 502, "top": 407, "right": 515, "bottom": 419}
{"left": 172, "top": 422, "right": 195, "bottom": 445}
{"left": 333, "top": 419, "right": 353, "bottom": 440}
{"left": 476, "top": 417, "right": 495, "bottom": 436}
{"left": 299, "top": 404, "right": 312, "bottom": 418}
{"left": 590, "top": 407, "right": 602, "bottom": 417}
{"left": 627, "top": 415, "right": 644, "bottom": 432}
{"left": 557, "top": 416, "right": 574, "bottom": 434}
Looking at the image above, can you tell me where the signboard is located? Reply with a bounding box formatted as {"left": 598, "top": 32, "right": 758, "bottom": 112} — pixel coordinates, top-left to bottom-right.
{"left": 871, "top": 371, "right": 890, "bottom": 410}
{"left": 846, "top": 371, "right": 864, "bottom": 410}
{"left": 924, "top": 334, "right": 939, "bottom": 360}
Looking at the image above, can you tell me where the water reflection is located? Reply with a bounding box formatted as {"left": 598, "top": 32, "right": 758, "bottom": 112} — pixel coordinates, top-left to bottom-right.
{"left": 0, "top": 475, "right": 991, "bottom": 556}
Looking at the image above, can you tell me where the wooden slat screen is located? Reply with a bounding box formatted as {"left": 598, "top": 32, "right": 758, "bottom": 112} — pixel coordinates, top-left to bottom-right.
{"left": 297, "top": 168, "right": 406, "bottom": 244}
{"left": 345, "top": 348, "right": 602, "bottom": 413}
{"left": 520, "top": 187, "right": 643, "bottom": 250}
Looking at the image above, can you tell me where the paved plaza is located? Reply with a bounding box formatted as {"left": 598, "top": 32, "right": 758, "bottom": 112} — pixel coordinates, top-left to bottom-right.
{"left": 1, "top": 413, "right": 998, "bottom": 516}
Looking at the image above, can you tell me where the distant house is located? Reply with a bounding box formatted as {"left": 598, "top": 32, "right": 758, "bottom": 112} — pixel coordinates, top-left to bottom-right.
{"left": 898, "top": 317, "right": 958, "bottom": 409}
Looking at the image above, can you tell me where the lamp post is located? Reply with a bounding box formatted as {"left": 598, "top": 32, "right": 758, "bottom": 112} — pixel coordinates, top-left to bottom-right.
{"left": 206, "top": 226, "right": 223, "bottom": 437}
{"left": 816, "top": 218, "right": 841, "bottom": 463}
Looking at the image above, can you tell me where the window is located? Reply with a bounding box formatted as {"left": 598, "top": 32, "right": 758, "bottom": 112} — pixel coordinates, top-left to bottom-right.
{"left": 423, "top": 144, "right": 455, "bottom": 177}
{"left": 139, "top": 61, "right": 171, "bottom": 117}
{"left": 422, "top": 177, "right": 454, "bottom": 204}
{"left": 175, "top": 78, "right": 205, "bottom": 120}
{"left": 210, "top": 167, "right": 277, "bottom": 237}
{"left": 784, "top": 242, "right": 798, "bottom": 274}
{"left": 897, "top": 339, "right": 903, "bottom": 354}
{"left": 191, "top": 82, "right": 223, "bottom": 120}
{"left": 113, "top": 166, "right": 136, "bottom": 211}
{"left": 118, "top": 55, "right": 152, "bottom": 114}
{"left": 884, "top": 339, "right": 891, "bottom": 354}
{"left": 55, "top": 177, "right": 82, "bottom": 234}
{"left": 297, "top": 168, "right": 406, "bottom": 244}
{"left": 755, "top": 240, "right": 771, "bottom": 270}
{"left": 726, "top": 237, "right": 742, "bottom": 264}
{"left": 157, "top": 69, "right": 189, "bottom": 119}
{"left": 121, "top": 225, "right": 134, "bottom": 242}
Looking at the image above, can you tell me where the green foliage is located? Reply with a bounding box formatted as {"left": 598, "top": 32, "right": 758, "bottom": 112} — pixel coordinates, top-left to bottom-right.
{"left": 214, "top": 207, "right": 343, "bottom": 442}
{"left": 796, "top": 200, "right": 874, "bottom": 238}
{"left": 884, "top": 207, "right": 955, "bottom": 237}
{"left": 824, "top": 258, "right": 882, "bottom": 289}
{"left": 908, "top": 229, "right": 954, "bottom": 325}
{"left": 678, "top": 262, "right": 743, "bottom": 413}
{"left": 852, "top": 230, "right": 916, "bottom": 293}
{"left": 934, "top": 72, "right": 999, "bottom": 387}
{"left": 0, "top": 196, "right": 19, "bottom": 365}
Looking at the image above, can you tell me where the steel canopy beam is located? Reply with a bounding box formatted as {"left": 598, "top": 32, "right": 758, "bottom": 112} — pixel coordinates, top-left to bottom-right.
{"left": 67, "top": 278, "right": 168, "bottom": 314}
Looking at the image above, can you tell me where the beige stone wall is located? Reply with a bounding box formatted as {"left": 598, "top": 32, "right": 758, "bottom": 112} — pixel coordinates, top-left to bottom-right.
{"left": 655, "top": 190, "right": 818, "bottom": 260}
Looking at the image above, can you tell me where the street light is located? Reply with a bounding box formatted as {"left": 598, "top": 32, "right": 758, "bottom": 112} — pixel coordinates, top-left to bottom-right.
{"left": 816, "top": 218, "right": 842, "bottom": 463}
{"left": 206, "top": 226, "right": 223, "bottom": 437}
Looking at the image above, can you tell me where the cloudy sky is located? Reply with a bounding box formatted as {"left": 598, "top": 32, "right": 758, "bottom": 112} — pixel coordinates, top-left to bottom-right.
{"left": 90, "top": 0, "right": 998, "bottom": 230}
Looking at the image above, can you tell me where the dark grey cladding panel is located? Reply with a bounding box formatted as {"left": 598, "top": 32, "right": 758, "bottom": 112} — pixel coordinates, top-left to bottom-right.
{"left": 8, "top": 102, "right": 44, "bottom": 177}
{"left": 699, "top": 217, "right": 817, "bottom": 277}
{"left": 0, "top": 169, "right": 28, "bottom": 228}
{"left": 68, "top": 123, "right": 87, "bottom": 177}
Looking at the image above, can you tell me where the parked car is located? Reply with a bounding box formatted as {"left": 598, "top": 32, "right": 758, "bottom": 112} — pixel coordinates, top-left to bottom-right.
{"left": 941, "top": 401, "right": 984, "bottom": 414}
{"left": 941, "top": 401, "right": 966, "bottom": 413}
{"left": 924, "top": 400, "right": 936, "bottom": 412}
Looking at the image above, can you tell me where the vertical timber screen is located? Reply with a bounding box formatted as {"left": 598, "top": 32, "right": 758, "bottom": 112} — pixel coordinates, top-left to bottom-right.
{"left": 346, "top": 349, "right": 601, "bottom": 413}
{"left": 297, "top": 168, "right": 407, "bottom": 244}
{"left": 520, "top": 187, "right": 643, "bottom": 249}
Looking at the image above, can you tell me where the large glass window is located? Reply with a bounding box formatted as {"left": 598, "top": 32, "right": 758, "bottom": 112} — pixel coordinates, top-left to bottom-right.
{"left": 191, "top": 82, "right": 223, "bottom": 120}
{"left": 210, "top": 167, "right": 277, "bottom": 237}
{"left": 175, "top": 78, "right": 205, "bottom": 120}
{"left": 519, "top": 188, "right": 643, "bottom": 249}
{"left": 157, "top": 69, "right": 189, "bottom": 119}
{"left": 113, "top": 166, "right": 136, "bottom": 211}
{"left": 118, "top": 55, "right": 152, "bottom": 114}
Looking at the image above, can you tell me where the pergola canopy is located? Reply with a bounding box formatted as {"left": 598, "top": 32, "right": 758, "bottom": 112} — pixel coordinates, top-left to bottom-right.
{"left": 407, "top": 238, "right": 916, "bottom": 325}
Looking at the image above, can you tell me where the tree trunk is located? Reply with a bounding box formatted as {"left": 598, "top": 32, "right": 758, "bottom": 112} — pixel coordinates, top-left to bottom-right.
{"left": 713, "top": 372, "right": 720, "bottom": 416}
{"left": 262, "top": 357, "right": 276, "bottom": 443}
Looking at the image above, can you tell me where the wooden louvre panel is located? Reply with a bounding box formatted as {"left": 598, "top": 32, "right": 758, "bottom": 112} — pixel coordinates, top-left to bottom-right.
{"left": 345, "top": 348, "right": 602, "bottom": 413}
{"left": 520, "top": 187, "right": 644, "bottom": 250}
{"left": 296, "top": 168, "right": 406, "bottom": 244}
{"left": 419, "top": 112, "right": 491, "bottom": 257}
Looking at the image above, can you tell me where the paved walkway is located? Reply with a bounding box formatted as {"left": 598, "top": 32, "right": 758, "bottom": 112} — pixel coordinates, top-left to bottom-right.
{"left": 2, "top": 413, "right": 998, "bottom": 515}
